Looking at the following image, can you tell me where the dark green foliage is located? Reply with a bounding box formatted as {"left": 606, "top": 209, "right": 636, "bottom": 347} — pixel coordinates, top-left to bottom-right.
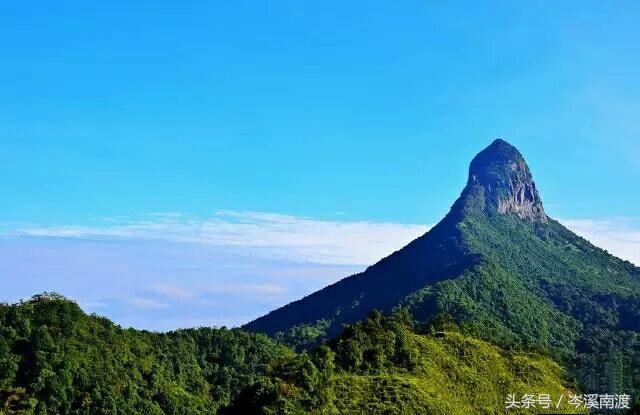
{"left": 274, "top": 320, "right": 331, "bottom": 350}
{"left": 328, "top": 310, "right": 418, "bottom": 373}
{"left": 0, "top": 294, "right": 288, "bottom": 414}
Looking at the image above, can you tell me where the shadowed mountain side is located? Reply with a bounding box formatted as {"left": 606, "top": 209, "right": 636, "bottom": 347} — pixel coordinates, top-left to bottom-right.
{"left": 244, "top": 208, "right": 475, "bottom": 342}
{"left": 243, "top": 139, "right": 551, "bottom": 341}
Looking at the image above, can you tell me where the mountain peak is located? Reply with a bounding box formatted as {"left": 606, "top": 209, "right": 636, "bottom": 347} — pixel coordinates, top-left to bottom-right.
{"left": 464, "top": 139, "right": 547, "bottom": 222}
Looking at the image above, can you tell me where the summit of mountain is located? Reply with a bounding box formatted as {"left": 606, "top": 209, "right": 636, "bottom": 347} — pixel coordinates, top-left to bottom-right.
{"left": 244, "top": 139, "right": 640, "bottom": 394}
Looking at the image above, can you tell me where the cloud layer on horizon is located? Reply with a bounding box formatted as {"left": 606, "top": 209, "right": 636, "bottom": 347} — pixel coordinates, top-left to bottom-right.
{"left": 0, "top": 211, "right": 427, "bottom": 330}
{"left": 1, "top": 211, "right": 639, "bottom": 331}
{"left": 6, "top": 210, "right": 429, "bottom": 266}
{"left": 559, "top": 217, "right": 640, "bottom": 266}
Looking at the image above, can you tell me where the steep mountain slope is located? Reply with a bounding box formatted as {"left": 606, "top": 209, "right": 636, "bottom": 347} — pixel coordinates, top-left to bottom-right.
{"left": 245, "top": 139, "right": 640, "bottom": 394}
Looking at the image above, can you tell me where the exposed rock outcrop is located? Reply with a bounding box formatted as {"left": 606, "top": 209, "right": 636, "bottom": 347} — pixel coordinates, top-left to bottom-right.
{"left": 465, "top": 138, "right": 547, "bottom": 222}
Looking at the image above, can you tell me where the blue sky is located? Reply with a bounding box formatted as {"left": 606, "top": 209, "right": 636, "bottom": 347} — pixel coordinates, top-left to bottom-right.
{"left": 1, "top": 1, "right": 639, "bottom": 329}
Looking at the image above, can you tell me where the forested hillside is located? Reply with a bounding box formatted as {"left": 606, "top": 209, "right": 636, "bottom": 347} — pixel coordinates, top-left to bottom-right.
{"left": 0, "top": 293, "right": 288, "bottom": 414}
{"left": 230, "top": 311, "right": 588, "bottom": 414}
{"left": 0, "top": 295, "right": 598, "bottom": 414}
{"left": 403, "top": 209, "right": 640, "bottom": 396}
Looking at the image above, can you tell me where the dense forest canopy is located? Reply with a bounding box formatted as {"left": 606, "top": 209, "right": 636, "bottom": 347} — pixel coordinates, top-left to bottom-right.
{"left": 0, "top": 293, "right": 288, "bottom": 414}
{"left": 1, "top": 295, "right": 615, "bottom": 414}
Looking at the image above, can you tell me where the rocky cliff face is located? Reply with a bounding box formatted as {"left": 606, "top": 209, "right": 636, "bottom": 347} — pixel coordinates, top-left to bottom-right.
{"left": 464, "top": 139, "right": 547, "bottom": 223}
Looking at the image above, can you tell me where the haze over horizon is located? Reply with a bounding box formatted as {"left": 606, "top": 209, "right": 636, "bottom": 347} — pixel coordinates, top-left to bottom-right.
{"left": 2, "top": 1, "right": 639, "bottom": 330}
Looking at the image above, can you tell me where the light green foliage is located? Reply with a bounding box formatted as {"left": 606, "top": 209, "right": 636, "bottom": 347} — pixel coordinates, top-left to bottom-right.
{"left": 240, "top": 311, "right": 587, "bottom": 414}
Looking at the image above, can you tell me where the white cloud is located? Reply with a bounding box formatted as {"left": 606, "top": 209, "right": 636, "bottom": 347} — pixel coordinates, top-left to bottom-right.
{"left": 560, "top": 218, "right": 640, "bottom": 266}
{"left": 147, "top": 283, "right": 196, "bottom": 301}
{"left": 80, "top": 300, "right": 110, "bottom": 310}
{"left": 200, "top": 282, "right": 287, "bottom": 297}
{"left": 6, "top": 212, "right": 639, "bottom": 269}
{"left": 2, "top": 212, "right": 638, "bottom": 331}
{"left": 148, "top": 282, "right": 287, "bottom": 301}
{"left": 9, "top": 211, "right": 429, "bottom": 266}
{"left": 128, "top": 297, "right": 169, "bottom": 310}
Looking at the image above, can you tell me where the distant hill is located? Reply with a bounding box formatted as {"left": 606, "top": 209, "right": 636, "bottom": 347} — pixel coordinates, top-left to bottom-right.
{"left": 0, "top": 294, "right": 288, "bottom": 414}
{"left": 244, "top": 139, "right": 640, "bottom": 395}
